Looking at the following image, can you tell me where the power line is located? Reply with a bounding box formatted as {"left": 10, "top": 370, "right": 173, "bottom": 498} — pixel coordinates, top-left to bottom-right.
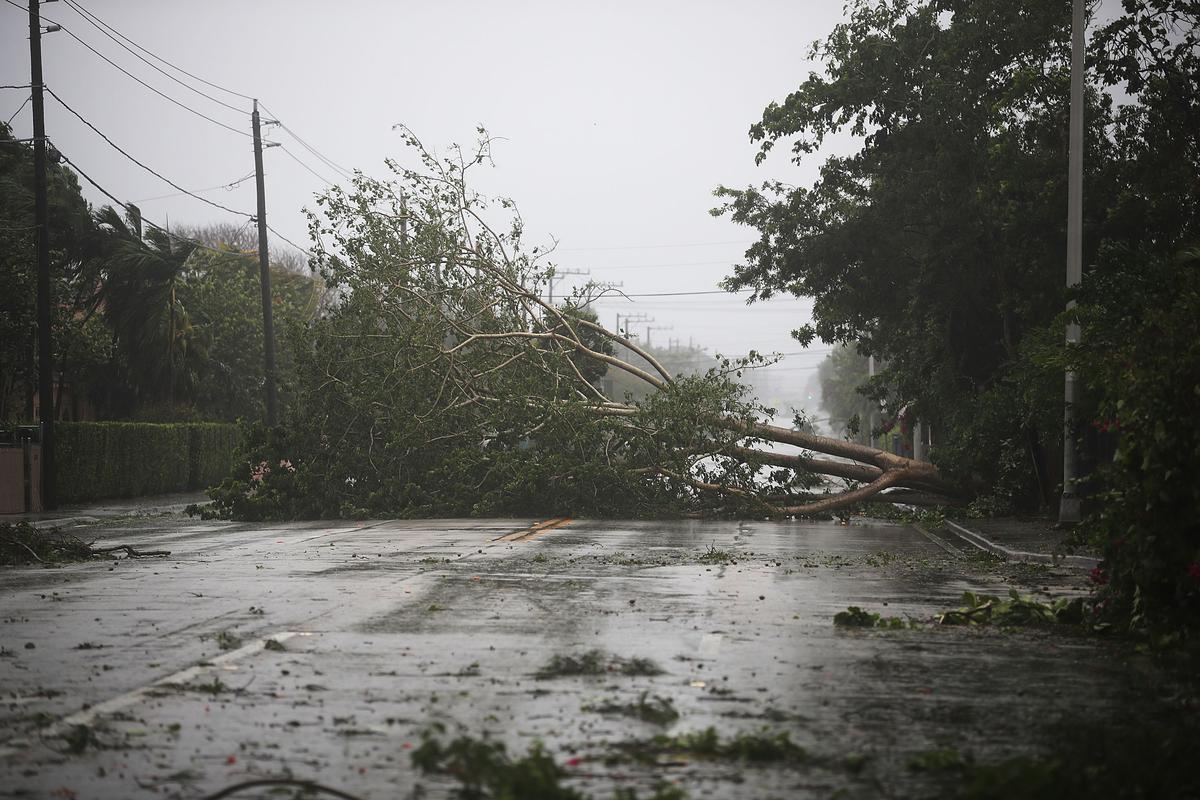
{"left": 6, "top": 94, "right": 31, "bottom": 125}
{"left": 132, "top": 171, "right": 255, "bottom": 204}
{"left": 57, "top": 149, "right": 250, "bottom": 258}
{"left": 259, "top": 102, "right": 353, "bottom": 180}
{"left": 1, "top": 85, "right": 32, "bottom": 90}
{"left": 62, "top": 0, "right": 255, "bottom": 101}
{"left": 611, "top": 288, "right": 750, "bottom": 297}
{"left": 60, "top": 0, "right": 248, "bottom": 114}
{"left": 266, "top": 223, "right": 313, "bottom": 258}
{"left": 46, "top": 87, "right": 253, "bottom": 218}
{"left": 0, "top": 0, "right": 252, "bottom": 139}
{"left": 278, "top": 144, "right": 336, "bottom": 185}
{"left": 557, "top": 239, "right": 753, "bottom": 252}
{"left": 587, "top": 259, "right": 736, "bottom": 271}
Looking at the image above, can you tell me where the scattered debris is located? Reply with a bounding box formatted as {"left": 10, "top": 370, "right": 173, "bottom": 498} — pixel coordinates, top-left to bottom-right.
{"left": 212, "top": 630, "right": 242, "bottom": 651}
{"left": 698, "top": 545, "right": 735, "bottom": 565}
{"left": 833, "top": 607, "right": 912, "bottom": 629}
{"left": 1, "top": 522, "right": 94, "bottom": 565}
{"left": 584, "top": 691, "right": 680, "bottom": 726}
{"left": 619, "top": 726, "right": 806, "bottom": 764}
{"left": 936, "top": 590, "right": 1086, "bottom": 627}
{"left": 536, "top": 650, "right": 663, "bottom": 679}
{"left": 412, "top": 725, "right": 686, "bottom": 799}
{"left": 0, "top": 522, "right": 170, "bottom": 566}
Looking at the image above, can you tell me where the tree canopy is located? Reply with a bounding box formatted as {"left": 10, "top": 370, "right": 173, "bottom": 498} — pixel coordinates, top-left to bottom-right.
{"left": 715, "top": 0, "right": 1200, "bottom": 509}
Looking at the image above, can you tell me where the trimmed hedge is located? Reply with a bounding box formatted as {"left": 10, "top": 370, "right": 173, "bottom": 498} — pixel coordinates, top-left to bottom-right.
{"left": 56, "top": 422, "right": 239, "bottom": 504}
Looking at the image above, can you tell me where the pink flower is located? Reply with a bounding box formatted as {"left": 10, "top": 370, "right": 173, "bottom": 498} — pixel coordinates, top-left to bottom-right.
{"left": 249, "top": 460, "right": 271, "bottom": 484}
{"left": 279, "top": 459, "right": 296, "bottom": 473}
{"left": 1089, "top": 567, "right": 1108, "bottom": 586}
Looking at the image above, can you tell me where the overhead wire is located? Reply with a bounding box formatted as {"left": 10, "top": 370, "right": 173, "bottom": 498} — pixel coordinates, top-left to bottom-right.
{"left": 274, "top": 122, "right": 353, "bottom": 179}
{"left": 258, "top": 102, "right": 353, "bottom": 180}
{"left": 62, "top": 0, "right": 255, "bottom": 101}
{"left": 46, "top": 87, "right": 253, "bottom": 218}
{"left": 57, "top": 149, "right": 254, "bottom": 258}
{"left": 265, "top": 223, "right": 313, "bottom": 258}
{"left": 4, "top": 1, "right": 320, "bottom": 262}
{"left": 132, "top": 171, "right": 255, "bottom": 204}
{"left": 278, "top": 144, "right": 336, "bottom": 186}
{"left": 60, "top": 149, "right": 312, "bottom": 264}
{"left": 0, "top": 0, "right": 252, "bottom": 139}
{"left": 583, "top": 259, "right": 739, "bottom": 271}
{"left": 6, "top": 94, "right": 31, "bottom": 126}
{"left": 59, "top": 0, "right": 248, "bottom": 114}
{"left": 556, "top": 239, "right": 753, "bottom": 252}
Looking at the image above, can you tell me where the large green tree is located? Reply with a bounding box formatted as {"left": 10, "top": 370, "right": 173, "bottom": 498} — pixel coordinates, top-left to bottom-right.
{"left": 715, "top": 0, "right": 1198, "bottom": 509}
{"left": 0, "top": 124, "right": 104, "bottom": 421}
{"left": 177, "top": 244, "right": 321, "bottom": 421}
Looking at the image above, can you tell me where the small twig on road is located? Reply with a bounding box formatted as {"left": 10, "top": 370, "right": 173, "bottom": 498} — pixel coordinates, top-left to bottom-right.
{"left": 200, "top": 779, "right": 364, "bottom": 800}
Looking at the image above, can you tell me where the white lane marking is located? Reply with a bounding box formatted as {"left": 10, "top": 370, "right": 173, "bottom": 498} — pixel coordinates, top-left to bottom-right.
{"left": 0, "top": 631, "right": 303, "bottom": 759}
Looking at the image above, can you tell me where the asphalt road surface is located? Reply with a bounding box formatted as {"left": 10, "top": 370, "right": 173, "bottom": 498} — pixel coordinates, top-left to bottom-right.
{"left": 0, "top": 514, "right": 1135, "bottom": 798}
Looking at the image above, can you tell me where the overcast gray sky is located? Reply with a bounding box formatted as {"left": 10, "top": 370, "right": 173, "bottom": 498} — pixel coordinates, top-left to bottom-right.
{"left": 3, "top": 1, "right": 858, "bottom": 408}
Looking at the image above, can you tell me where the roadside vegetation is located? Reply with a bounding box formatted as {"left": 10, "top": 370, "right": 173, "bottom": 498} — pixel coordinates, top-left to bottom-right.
{"left": 194, "top": 0, "right": 1200, "bottom": 640}
{"left": 0, "top": 520, "right": 168, "bottom": 565}
{"left": 2, "top": 0, "right": 1195, "bottom": 639}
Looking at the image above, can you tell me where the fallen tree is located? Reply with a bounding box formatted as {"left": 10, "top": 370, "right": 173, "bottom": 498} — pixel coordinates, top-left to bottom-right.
{"left": 208, "top": 130, "right": 961, "bottom": 520}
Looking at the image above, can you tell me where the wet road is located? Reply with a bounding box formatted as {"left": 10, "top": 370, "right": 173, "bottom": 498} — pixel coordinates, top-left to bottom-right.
{"left": 0, "top": 515, "right": 1125, "bottom": 798}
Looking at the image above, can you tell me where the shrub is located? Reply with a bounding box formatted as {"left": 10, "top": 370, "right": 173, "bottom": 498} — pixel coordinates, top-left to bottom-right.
{"left": 55, "top": 421, "right": 237, "bottom": 504}
{"left": 1069, "top": 247, "right": 1200, "bottom": 633}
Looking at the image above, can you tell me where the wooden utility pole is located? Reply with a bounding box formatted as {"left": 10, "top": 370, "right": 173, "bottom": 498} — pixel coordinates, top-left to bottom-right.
{"left": 1060, "top": 0, "right": 1085, "bottom": 524}
{"left": 29, "top": 0, "right": 55, "bottom": 509}
{"left": 251, "top": 100, "right": 278, "bottom": 427}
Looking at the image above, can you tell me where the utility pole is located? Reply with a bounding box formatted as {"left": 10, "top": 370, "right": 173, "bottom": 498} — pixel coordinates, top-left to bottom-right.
{"left": 251, "top": 99, "right": 278, "bottom": 427}
{"left": 1060, "top": 0, "right": 1085, "bottom": 524}
{"left": 617, "top": 313, "right": 650, "bottom": 338}
{"left": 547, "top": 268, "right": 589, "bottom": 306}
{"left": 646, "top": 325, "right": 672, "bottom": 348}
{"left": 867, "top": 355, "right": 877, "bottom": 449}
{"left": 399, "top": 191, "right": 408, "bottom": 253}
{"left": 29, "top": 0, "right": 55, "bottom": 509}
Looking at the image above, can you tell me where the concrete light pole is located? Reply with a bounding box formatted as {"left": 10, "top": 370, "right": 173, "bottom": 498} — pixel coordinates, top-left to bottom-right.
{"left": 1060, "top": 0, "right": 1085, "bottom": 524}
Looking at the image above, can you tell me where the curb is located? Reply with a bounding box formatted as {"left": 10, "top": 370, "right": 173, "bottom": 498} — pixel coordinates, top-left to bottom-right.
{"left": 3, "top": 502, "right": 198, "bottom": 530}
{"left": 944, "top": 520, "right": 1100, "bottom": 569}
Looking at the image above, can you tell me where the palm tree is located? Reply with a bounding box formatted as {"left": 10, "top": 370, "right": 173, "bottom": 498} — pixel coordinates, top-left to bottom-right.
{"left": 92, "top": 206, "right": 206, "bottom": 411}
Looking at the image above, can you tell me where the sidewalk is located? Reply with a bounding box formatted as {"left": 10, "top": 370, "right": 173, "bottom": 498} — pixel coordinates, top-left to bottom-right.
{"left": 936, "top": 515, "right": 1101, "bottom": 569}
{"left": 0, "top": 491, "right": 207, "bottom": 529}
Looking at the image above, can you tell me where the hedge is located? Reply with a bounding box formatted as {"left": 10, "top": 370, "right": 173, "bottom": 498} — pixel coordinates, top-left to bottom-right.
{"left": 55, "top": 422, "right": 239, "bottom": 504}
